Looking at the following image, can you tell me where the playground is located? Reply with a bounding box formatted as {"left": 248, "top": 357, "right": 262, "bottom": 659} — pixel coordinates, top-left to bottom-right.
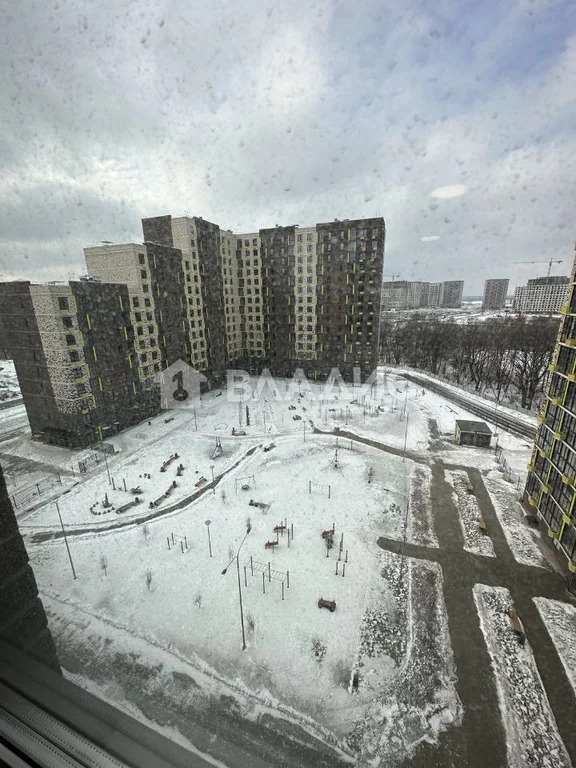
{"left": 11, "top": 368, "right": 537, "bottom": 763}
{"left": 27, "top": 422, "right": 458, "bottom": 757}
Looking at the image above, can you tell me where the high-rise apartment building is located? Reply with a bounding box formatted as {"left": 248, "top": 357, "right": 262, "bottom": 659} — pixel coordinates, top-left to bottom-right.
{"left": 482, "top": 278, "right": 509, "bottom": 310}
{"left": 525, "top": 254, "right": 576, "bottom": 572}
{"left": 142, "top": 214, "right": 385, "bottom": 381}
{"left": 427, "top": 282, "right": 444, "bottom": 307}
{"left": 513, "top": 276, "right": 569, "bottom": 314}
{"left": 381, "top": 280, "right": 449, "bottom": 311}
{"left": 441, "top": 280, "right": 464, "bottom": 308}
{"left": 381, "top": 280, "right": 428, "bottom": 310}
{"left": 1, "top": 214, "right": 384, "bottom": 446}
{"left": 0, "top": 279, "right": 163, "bottom": 447}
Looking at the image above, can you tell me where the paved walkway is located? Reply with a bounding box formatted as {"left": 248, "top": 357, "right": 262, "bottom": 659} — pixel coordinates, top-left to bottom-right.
{"left": 314, "top": 424, "right": 576, "bottom": 767}
{"left": 378, "top": 461, "right": 576, "bottom": 768}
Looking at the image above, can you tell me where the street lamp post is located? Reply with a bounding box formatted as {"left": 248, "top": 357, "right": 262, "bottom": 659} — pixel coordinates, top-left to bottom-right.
{"left": 205, "top": 519, "right": 213, "bottom": 557}
{"left": 56, "top": 501, "right": 77, "bottom": 579}
{"left": 402, "top": 412, "right": 409, "bottom": 462}
{"left": 210, "top": 464, "right": 215, "bottom": 494}
{"left": 221, "top": 523, "right": 252, "bottom": 650}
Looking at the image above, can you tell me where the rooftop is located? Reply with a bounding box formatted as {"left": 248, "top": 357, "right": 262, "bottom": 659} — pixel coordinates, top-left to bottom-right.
{"left": 455, "top": 419, "right": 492, "bottom": 434}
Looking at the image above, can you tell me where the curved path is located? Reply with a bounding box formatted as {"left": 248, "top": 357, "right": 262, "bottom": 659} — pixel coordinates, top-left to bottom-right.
{"left": 31, "top": 442, "right": 262, "bottom": 542}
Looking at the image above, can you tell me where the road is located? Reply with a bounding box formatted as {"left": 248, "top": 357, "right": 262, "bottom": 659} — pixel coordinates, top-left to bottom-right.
{"left": 401, "top": 372, "right": 536, "bottom": 440}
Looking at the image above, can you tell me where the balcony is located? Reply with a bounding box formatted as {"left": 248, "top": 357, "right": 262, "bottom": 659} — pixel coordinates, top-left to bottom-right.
{"left": 562, "top": 475, "right": 575, "bottom": 485}
{"left": 554, "top": 431, "right": 567, "bottom": 441}
{"left": 562, "top": 513, "right": 575, "bottom": 525}
{"left": 548, "top": 363, "right": 559, "bottom": 373}
{"left": 547, "top": 527, "right": 559, "bottom": 539}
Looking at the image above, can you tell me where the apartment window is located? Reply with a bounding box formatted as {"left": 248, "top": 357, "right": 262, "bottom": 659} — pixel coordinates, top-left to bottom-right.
{"left": 62, "top": 316, "right": 73, "bottom": 328}
{"left": 133, "top": 296, "right": 140, "bottom": 308}
{"left": 65, "top": 333, "right": 76, "bottom": 346}
{"left": 58, "top": 296, "right": 69, "bottom": 310}
{"left": 138, "top": 253, "right": 146, "bottom": 264}
{"left": 297, "top": 234, "right": 302, "bottom": 242}
{"left": 144, "top": 298, "right": 151, "bottom": 307}
{"left": 141, "top": 269, "right": 147, "bottom": 279}
{"left": 69, "top": 350, "right": 80, "bottom": 362}
{"left": 307, "top": 233, "right": 313, "bottom": 241}
{"left": 143, "top": 284, "right": 149, "bottom": 293}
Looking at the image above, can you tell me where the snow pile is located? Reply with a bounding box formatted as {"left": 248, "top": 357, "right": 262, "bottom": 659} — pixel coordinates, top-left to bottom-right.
{"left": 534, "top": 598, "right": 576, "bottom": 696}
{"left": 345, "top": 553, "right": 462, "bottom": 765}
{"left": 445, "top": 470, "right": 495, "bottom": 557}
{"left": 484, "top": 471, "right": 547, "bottom": 569}
{"left": 473, "top": 585, "right": 570, "bottom": 768}
{"left": 408, "top": 464, "right": 438, "bottom": 547}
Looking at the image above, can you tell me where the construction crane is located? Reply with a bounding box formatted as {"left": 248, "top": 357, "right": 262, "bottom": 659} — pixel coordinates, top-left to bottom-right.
{"left": 511, "top": 258, "right": 564, "bottom": 277}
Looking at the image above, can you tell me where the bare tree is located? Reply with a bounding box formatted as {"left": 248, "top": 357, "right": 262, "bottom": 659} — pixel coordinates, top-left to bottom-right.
{"left": 100, "top": 554, "right": 108, "bottom": 577}
{"left": 193, "top": 593, "right": 202, "bottom": 608}
{"left": 146, "top": 570, "right": 153, "bottom": 591}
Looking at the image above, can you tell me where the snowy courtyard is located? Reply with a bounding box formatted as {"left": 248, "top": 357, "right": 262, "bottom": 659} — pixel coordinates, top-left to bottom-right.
{"left": 3, "top": 368, "right": 576, "bottom": 767}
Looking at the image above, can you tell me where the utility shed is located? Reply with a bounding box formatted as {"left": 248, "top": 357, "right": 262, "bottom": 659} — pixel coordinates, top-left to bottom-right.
{"left": 454, "top": 419, "right": 492, "bottom": 448}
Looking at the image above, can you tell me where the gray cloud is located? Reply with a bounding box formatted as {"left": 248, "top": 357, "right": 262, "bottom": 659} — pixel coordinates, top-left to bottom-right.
{"left": 0, "top": 0, "right": 575, "bottom": 292}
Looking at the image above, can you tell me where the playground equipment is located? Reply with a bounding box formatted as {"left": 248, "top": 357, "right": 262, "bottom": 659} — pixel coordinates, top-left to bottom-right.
{"left": 212, "top": 436, "right": 223, "bottom": 460}
{"left": 160, "top": 453, "right": 179, "bottom": 472}
{"left": 116, "top": 497, "right": 141, "bottom": 515}
{"left": 249, "top": 499, "right": 270, "bottom": 511}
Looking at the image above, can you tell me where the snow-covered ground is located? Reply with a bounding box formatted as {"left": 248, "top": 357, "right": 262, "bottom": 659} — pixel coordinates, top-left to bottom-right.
{"left": 27, "top": 427, "right": 458, "bottom": 764}
{"left": 534, "top": 598, "right": 576, "bottom": 697}
{"left": 0, "top": 359, "right": 20, "bottom": 401}
{"left": 392, "top": 366, "right": 539, "bottom": 424}
{"left": 0, "top": 368, "right": 549, "bottom": 763}
{"left": 484, "top": 470, "right": 548, "bottom": 569}
{"left": 445, "top": 470, "right": 495, "bottom": 557}
{"left": 473, "top": 585, "right": 570, "bottom": 768}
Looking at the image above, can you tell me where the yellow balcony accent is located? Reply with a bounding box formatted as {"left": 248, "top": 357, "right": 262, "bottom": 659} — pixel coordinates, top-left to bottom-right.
{"left": 538, "top": 448, "right": 551, "bottom": 458}
{"left": 562, "top": 475, "right": 575, "bottom": 485}
{"left": 563, "top": 514, "right": 574, "bottom": 525}
{"left": 537, "top": 414, "right": 545, "bottom": 425}
{"left": 528, "top": 495, "right": 538, "bottom": 507}
{"left": 554, "top": 431, "right": 566, "bottom": 441}
{"left": 563, "top": 338, "right": 576, "bottom": 348}
{"left": 568, "top": 373, "right": 576, "bottom": 383}
{"left": 548, "top": 527, "right": 558, "bottom": 538}
{"left": 548, "top": 363, "right": 558, "bottom": 372}
{"left": 569, "top": 560, "right": 576, "bottom": 574}
{"left": 560, "top": 305, "right": 570, "bottom": 314}
{"left": 541, "top": 484, "right": 551, "bottom": 494}
{"left": 550, "top": 397, "right": 562, "bottom": 406}
{"left": 527, "top": 463, "right": 535, "bottom": 472}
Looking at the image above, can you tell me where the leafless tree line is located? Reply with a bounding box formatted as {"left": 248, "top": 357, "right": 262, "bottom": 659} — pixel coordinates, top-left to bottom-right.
{"left": 380, "top": 314, "right": 559, "bottom": 410}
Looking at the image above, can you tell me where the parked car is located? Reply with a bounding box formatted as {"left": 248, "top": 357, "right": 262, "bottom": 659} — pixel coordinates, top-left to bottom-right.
{"left": 318, "top": 597, "right": 336, "bottom": 612}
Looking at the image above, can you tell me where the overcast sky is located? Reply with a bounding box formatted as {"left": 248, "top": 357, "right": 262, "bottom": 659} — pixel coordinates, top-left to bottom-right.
{"left": 1, "top": 0, "right": 575, "bottom": 294}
